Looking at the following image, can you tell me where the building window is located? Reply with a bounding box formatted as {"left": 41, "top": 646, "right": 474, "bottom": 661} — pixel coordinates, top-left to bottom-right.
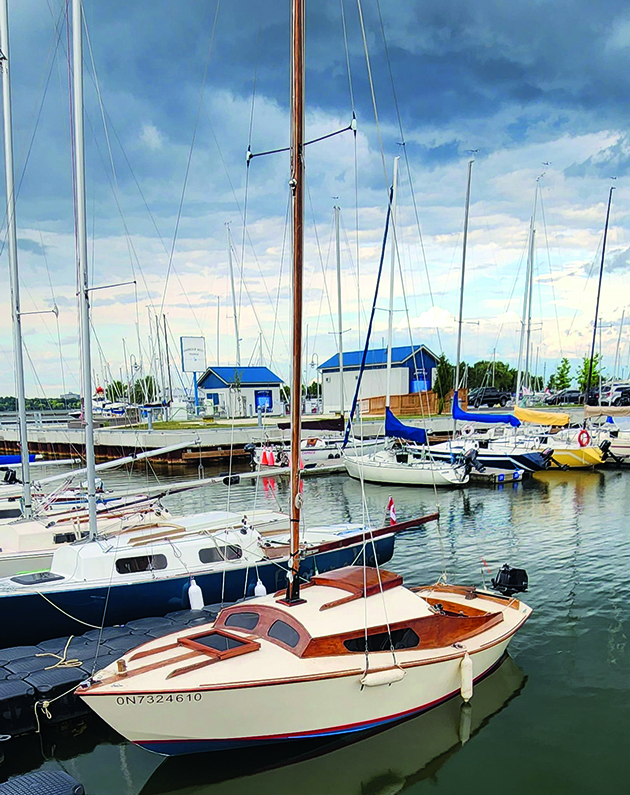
{"left": 206, "top": 392, "right": 220, "bottom": 406}
{"left": 254, "top": 390, "right": 273, "bottom": 412}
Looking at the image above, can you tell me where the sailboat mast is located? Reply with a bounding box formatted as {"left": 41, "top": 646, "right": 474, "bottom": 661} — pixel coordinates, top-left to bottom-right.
{"left": 453, "top": 159, "right": 473, "bottom": 413}
{"left": 385, "top": 156, "right": 399, "bottom": 407}
{"left": 515, "top": 179, "right": 539, "bottom": 407}
{"left": 72, "top": 0, "right": 97, "bottom": 538}
{"left": 0, "top": 0, "right": 32, "bottom": 518}
{"left": 586, "top": 186, "right": 615, "bottom": 400}
{"left": 334, "top": 205, "right": 344, "bottom": 418}
{"left": 523, "top": 227, "right": 536, "bottom": 394}
{"left": 286, "top": 0, "right": 305, "bottom": 604}
{"left": 226, "top": 223, "right": 241, "bottom": 366}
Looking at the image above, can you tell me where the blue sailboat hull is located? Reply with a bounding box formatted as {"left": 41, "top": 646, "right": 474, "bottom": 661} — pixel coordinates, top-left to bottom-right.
{"left": 0, "top": 535, "right": 395, "bottom": 648}
{"left": 0, "top": 454, "right": 36, "bottom": 465}
{"left": 430, "top": 449, "right": 547, "bottom": 472}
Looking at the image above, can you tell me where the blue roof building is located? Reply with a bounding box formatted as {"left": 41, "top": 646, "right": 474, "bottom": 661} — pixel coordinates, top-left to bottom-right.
{"left": 318, "top": 344, "right": 438, "bottom": 414}
{"left": 197, "top": 366, "right": 284, "bottom": 417}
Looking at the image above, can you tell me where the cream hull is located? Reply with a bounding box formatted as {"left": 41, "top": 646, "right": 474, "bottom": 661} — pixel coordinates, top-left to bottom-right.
{"left": 344, "top": 456, "right": 468, "bottom": 487}
{"left": 82, "top": 638, "right": 514, "bottom": 753}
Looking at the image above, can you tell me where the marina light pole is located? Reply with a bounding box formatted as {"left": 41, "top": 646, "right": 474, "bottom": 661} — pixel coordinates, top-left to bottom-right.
{"left": 0, "top": 0, "right": 32, "bottom": 518}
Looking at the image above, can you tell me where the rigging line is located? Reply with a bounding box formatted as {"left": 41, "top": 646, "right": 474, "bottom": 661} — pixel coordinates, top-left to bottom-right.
{"left": 339, "top": 211, "right": 369, "bottom": 332}
{"left": 305, "top": 172, "right": 336, "bottom": 332}
{"left": 270, "top": 192, "right": 291, "bottom": 365}
{"left": 239, "top": 24, "right": 261, "bottom": 331}
{"left": 157, "top": 0, "right": 221, "bottom": 319}
{"left": 0, "top": 0, "right": 67, "bottom": 259}
{"left": 309, "top": 211, "right": 335, "bottom": 359}
{"left": 539, "top": 190, "right": 564, "bottom": 359}
{"left": 38, "top": 223, "right": 70, "bottom": 398}
{"left": 339, "top": 0, "right": 355, "bottom": 113}
{"left": 373, "top": 0, "right": 440, "bottom": 352}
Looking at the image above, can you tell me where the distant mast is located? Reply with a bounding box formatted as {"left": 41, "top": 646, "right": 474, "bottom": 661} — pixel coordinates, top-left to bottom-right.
{"left": 0, "top": 0, "right": 33, "bottom": 518}
{"left": 334, "top": 204, "right": 344, "bottom": 419}
{"left": 585, "top": 186, "right": 615, "bottom": 401}
{"left": 385, "top": 157, "right": 400, "bottom": 409}
{"left": 226, "top": 223, "right": 241, "bottom": 366}
{"left": 515, "top": 177, "right": 540, "bottom": 408}
{"left": 453, "top": 158, "right": 474, "bottom": 426}
{"left": 72, "top": 0, "right": 98, "bottom": 538}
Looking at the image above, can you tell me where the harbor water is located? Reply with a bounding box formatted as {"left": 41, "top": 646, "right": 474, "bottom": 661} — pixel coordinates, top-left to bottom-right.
{"left": 1, "top": 462, "right": 628, "bottom": 793}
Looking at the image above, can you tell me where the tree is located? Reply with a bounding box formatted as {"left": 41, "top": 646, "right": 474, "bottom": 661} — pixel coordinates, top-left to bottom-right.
{"left": 106, "top": 380, "right": 125, "bottom": 402}
{"left": 433, "top": 354, "right": 454, "bottom": 400}
{"left": 549, "top": 357, "right": 571, "bottom": 391}
{"left": 466, "top": 360, "right": 517, "bottom": 391}
{"left": 576, "top": 354, "right": 602, "bottom": 393}
{"left": 131, "top": 375, "right": 158, "bottom": 404}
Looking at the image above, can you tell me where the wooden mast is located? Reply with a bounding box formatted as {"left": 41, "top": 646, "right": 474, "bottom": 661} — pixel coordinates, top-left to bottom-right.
{"left": 285, "top": 0, "right": 305, "bottom": 603}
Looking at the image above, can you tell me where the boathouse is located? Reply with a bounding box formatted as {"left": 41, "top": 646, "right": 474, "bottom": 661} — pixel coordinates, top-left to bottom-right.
{"left": 197, "top": 366, "right": 284, "bottom": 417}
{"left": 318, "top": 344, "right": 438, "bottom": 414}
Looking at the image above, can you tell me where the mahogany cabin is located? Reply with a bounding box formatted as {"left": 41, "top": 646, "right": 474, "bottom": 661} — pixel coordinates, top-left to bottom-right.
{"left": 212, "top": 566, "right": 504, "bottom": 658}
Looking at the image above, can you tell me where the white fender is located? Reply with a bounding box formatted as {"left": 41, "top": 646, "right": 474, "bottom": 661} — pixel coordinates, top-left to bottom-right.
{"left": 460, "top": 652, "right": 473, "bottom": 702}
{"left": 360, "top": 667, "right": 406, "bottom": 687}
{"left": 254, "top": 578, "right": 267, "bottom": 597}
{"left": 188, "top": 578, "right": 204, "bottom": 610}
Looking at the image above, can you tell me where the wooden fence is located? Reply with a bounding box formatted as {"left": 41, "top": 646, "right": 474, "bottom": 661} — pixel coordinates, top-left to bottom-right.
{"left": 359, "top": 389, "right": 468, "bottom": 417}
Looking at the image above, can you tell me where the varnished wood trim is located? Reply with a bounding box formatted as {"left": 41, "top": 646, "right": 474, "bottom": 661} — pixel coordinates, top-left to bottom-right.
{"left": 167, "top": 638, "right": 260, "bottom": 679}
{"left": 87, "top": 651, "right": 203, "bottom": 690}
{"left": 413, "top": 584, "right": 521, "bottom": 610}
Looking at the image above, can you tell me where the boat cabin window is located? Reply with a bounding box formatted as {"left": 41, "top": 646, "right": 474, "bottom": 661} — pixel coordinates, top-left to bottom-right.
{"left": 185, "top": 631, "right": 247, "bottom": 653}
{"left": 11, "top": 571, "right": 65, "bottom": 586}
{"left": 343, "top": 627, "right": 419, "bottom": 653}
{"left": 176, "top": 629, "right": 260, "bottom": 664}
{"left": 268, "top": 619, "right": 300, "bottom": 648}
{"left": 53, "top": 532, "right": 77, "bottom": 545}
{"left": 199, "top": 545, "right": 243, "bottom": 564}
{"left": 224, "top": 612, "right": 260, "bottom": 631}
{"left": 115, "top": 554, "right": 168, "bottom": 575}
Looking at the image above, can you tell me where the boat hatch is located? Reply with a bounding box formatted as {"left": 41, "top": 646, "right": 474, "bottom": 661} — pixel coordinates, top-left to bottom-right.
{"left": 11, "top": 571, "right": 65, "bottom": 586}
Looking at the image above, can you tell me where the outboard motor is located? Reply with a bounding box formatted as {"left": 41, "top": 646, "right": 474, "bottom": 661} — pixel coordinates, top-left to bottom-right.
{"left": 598, "top": 438, "right": 624, "bottom": 465}
{"left": 541, "top": 447, "right": 568, "bottom": 471}
{"left": 243, "top": 442, "right": 257, "bottom": 467}
{"left": 3, "top": 469, "right": 19, "bottom": 485}
{"left": 491, "top": 564, "right": 528, "bottom": 596}
{"left": 463, "top": 448, "right": 485, "bottom": 474}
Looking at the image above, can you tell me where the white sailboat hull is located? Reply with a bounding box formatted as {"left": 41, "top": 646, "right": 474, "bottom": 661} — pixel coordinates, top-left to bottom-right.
{"left": 344, "top": 455, "right": 468, "bottom": 487}
{"left": 81, "top": 613, "right": 525, "bottom": 755}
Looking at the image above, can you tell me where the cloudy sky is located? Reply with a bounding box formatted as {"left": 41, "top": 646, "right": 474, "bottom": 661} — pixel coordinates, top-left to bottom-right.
{"left": 1, "top": 0, "right": 629, "bottom": 397}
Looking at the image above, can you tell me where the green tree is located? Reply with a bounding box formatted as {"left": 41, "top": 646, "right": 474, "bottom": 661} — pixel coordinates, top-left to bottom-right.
{"left": 433, "top": 354, "right": 454, "bottom": 400}
{"left": 549, "top": 357, "right": 571, "bottom": 391}
{"left": 106, "top": 380, "right": 125, "bottom": 402}
{"left": 576, "top": 354, "right": 602, "bottom": 393}
{"left": 131, "top": 375, "right": 158, "bottom": 404}
{"left": 466, "top": 360, "right": 517, "bottom": 391}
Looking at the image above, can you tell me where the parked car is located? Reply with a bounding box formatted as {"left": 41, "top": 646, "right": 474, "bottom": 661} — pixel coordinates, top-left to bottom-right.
{"left": 468, "top": 386, "right": 511, "bottom": 408}
{"left": 614, "top": 388, "right": 630, "bottom": 407}
{"left": 544, "top": 389, "right": 583, "bottom": 406}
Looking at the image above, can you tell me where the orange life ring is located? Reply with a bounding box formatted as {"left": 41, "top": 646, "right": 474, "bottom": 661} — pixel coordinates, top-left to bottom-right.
{"left": 578, "top": 429, "right": 590, "bottom": 448}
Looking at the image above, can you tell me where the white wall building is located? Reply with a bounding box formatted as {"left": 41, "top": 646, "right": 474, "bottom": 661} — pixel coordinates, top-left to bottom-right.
{"left": 197, "top": 366, "right": 284, "bottom": 418}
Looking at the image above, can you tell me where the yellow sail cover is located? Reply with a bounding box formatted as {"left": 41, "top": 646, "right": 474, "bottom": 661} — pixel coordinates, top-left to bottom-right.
{"left": 513, "top": 406, "right": 570, "bottom": 426}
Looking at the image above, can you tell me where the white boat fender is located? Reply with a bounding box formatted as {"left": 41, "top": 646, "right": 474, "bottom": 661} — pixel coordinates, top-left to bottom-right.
{"left": 188, "top": 578, "right": 204, "bottom": 610}
{"left": 254, "top": 579, "right": 267, "bottom": 597}
{"left": 460, "top": 652, "right": 473, "bottom": 702}
{"left": 459, "top": 701, "right": 472, "bottom": 744}
{"left": 360, "top": 667, "right": 406, "bottom": 688}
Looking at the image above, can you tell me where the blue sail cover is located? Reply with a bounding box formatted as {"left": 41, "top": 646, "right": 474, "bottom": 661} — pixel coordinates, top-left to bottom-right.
{"left": 385, "top": 408, "right": 427, "bottom": 445}
{"left": 453, "top": 392, "right": 521, "bottom": 427}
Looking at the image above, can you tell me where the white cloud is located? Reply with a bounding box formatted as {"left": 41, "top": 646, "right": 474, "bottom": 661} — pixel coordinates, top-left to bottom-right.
{"left": 140, "top": 123, "right": 164, "bottom": 151}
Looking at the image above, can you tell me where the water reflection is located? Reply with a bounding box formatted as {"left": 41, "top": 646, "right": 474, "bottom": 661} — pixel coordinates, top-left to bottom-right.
{"left": 140, "top": 655, "right": 525, "bottom": 795}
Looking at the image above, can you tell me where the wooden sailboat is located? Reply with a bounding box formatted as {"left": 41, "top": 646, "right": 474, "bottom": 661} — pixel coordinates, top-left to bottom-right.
{"left": 77, "top": 0, "right": 531, "bottom": 754}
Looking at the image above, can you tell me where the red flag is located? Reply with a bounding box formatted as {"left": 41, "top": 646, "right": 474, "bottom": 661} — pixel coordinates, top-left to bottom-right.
{"left": 387, "top": 496, "right": 396, "bottom": 526}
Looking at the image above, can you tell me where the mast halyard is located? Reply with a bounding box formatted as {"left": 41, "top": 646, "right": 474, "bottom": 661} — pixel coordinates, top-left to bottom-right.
{"left": 334, "top": 205, "right": 344, "bottom": 419}
{"left": 285, "top": 0, "right": 305, "bottom": 604}
{"left": 0, "top": 0, "right": 32, "bottom": 519}
{"left": 453, "top": 159, "right": 474, "bottom": 425}
{"left": 586, "top": 186, "right": 615, "bottom": 402}
{"left": 385, "top": 156, "right": 400, "bottom": 408}
{"left": 72, "top": 0, "right": 98, "bottom": 539}
{"left": 226, "top": 222, "right": 241, "bottom": 367}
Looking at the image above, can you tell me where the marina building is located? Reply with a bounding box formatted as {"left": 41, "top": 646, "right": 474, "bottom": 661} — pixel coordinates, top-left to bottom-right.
{"left": 197, "top": 366, "right": 284, "bottom": 417}
{"left": 318, "top": 344, "right": 438, "bottom": 415}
